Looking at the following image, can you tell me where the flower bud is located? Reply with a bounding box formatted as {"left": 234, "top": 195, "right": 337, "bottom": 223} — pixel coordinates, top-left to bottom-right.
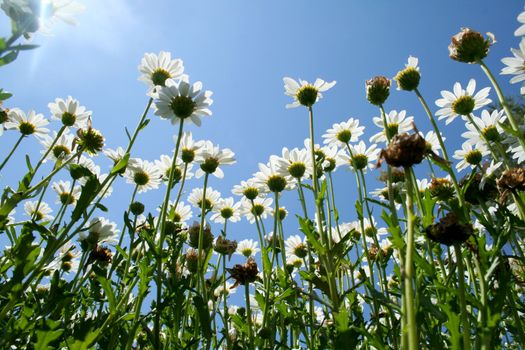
{"left": 130, "top": 201, "right": 145, "bottom": 216}
{"left": 366, "top": 76, "right": 390, "bottom": 106}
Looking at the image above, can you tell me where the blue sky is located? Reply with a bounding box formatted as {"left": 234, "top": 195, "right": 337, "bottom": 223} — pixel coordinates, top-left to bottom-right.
{"left": 1, "top": 1, "right": 524, "bottom": 263}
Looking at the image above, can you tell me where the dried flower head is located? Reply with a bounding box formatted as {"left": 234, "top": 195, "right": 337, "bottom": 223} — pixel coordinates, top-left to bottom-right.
{"left": 187, "top": 222, "right": 214, "bottom": 250}
{"left": 227, "top": 257, "right": 259, "bottom": 287}
{"left": 366, "top": 76, "right": 390, "bottom": 106}
{"left": 186, "top": 249, "right": 199, "bottom": 273}
{"left": 88, "top": 246, "right": 112, "bottom": 265}
{"left": 214, "top": 236, "right": 238, "bottom": 257}
{"left": 497, "top": 167, "right": 525, "bottom": 203}
{"left": 449, "top": 28, "right": 495, "bottom": 63}
{"left": 425, "top": 213, "right": 473, "bottom": 246}
{"left": 379, "top": 129, "right": 427, "bottom": 168}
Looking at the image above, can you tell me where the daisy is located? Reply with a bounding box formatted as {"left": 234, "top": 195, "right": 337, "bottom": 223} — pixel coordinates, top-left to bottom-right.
{"left": 38, "top": 0, "right": 85, "bottom": 35}
{"left": 394, "top": 56, "right": 420, "bottom": 91}
{"left": 272, "top": 147, "right": 312, "bottom": 180}
{"left": 286, "top": 254, "right": 303, "bottom": 270}
{"left": 48, "top": 96, "right": 90, "bottom": 129}
{"left": 52, "top": 180, "right": 81, "bottom": 205}
{"left": 214, "top": 281, "right": 237, "bottom": 297}
{"left": 5, "top": 108, "right": 49, "bottom": 137}
{"left": 1, "top": 1, "right": 40, "bottom": 35}
{"left": 0, "top": 108, "right": 8, "bottom": 136}
{"left": 420, "top": 130, "right": 446, "bottom": 156}
{"left": 154, "top": 77, "right": 213, "bottom": 127}
{"left": 138, "top": 51, "right": 185, "bottom": 89}
{"left": 194, "top": 141, "right": 236, "bottom": 179}
{"left": 461, "top": 109, "right": 506, "bottom": 148}
{"left": 124, "top": 158, "right": 162, "bottom": 193}
{"left": 338, "top": 141, "right": 380, "bottom": 173}
{"left": 253, "top": 159, "right": 293, "bottom": 193}
{"left": 45, "top": 241, "right": 81, "bottom": 274}
{"left": 187, "top": 187, "right": 221, "bottom": 211}
{"left": 480, "top": 160, "right": 502, "bottom": 190}
{"left": 235, "top": 239, "right": 260, "bottom": 257}
{"left": 369, "top": 110, "right": 413, "bottom": 144}
{"left": 154, "top": 154, "right": 193, "bottom": 184}
{"left": 232, "top": 179, "right": 260, "bottom": 200}
{"left": 303, "top": 139, "right": 343, "bottom": 173}
{"left": 80, "top": 217, "right": 119, "bottom": 246}
{"left": 24, "top": 201, "right": 53, "bottom": 221}
{"left": 453, "top": 141, "right": 488, "bottom": 172}
{"left": 239, "top": 196, "right": 273, "bottom": 224}
{"left": 39, "top": 131, "right": 75, "bottom": 163}
{"left": 285, "top": 235, "right": 308, "bottom": 259}
{"left": 323, "top": 117, "right": 365, "bottom": 147}
{"left": 69, "top": 155, "right": 100, "bottom": 180}
{"left": 415, "top": 178, "right": 430, "bottom": 193}
{"left": 331, "top": 222, "right": 357, "bottom": 244}
{"left": 501, "top": 38, "right": 525, "bottom": 94}
{"left": 435, "top": 79, "right": 491, "bottom": 125}
{"left": 283, "top": 77, "right": 336, "bottom": 108}
{"left": 161, "top": 200, "right": 192, "bottom": 225}
{"left": 178, "top": 131, "right": 204, "bottom": 163}
{"left": 515, "top": 7, "right": 525, "bottom": 36}
{"left": 210, "top": 197, "right": 241, "bottom": 224}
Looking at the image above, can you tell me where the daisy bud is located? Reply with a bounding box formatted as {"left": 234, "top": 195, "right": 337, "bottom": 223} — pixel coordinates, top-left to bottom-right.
{"left": 276, "top": 207, "right": 287, "bottom": 221}
{"left": 227, "top": 257, "right": 259, "bottom": 287}
{"left": 181, "top": 149, "right": 195, "bottom": 163}
{"left": 449, "top": 28, "right": 495, "bottom": 64}
{"left": 214, "top": 236, "right": 238, "bottom": 257}
{"left": 186, "top": 249, "right": 199, "bottom": 273}
{"left": 429, "top": 177, "right": 455, "bottom": 201}
{"left": 394, "top": 57, "right": 420, "bottom": 91}
{"left": 497, "top": 167, "right": 525, "bottom": 203}
{"left": 188, "top": 223, "right": 214, "bottom": 250}
{"left": 77, "top": 126, "right": 105, "bottom": 155}
{"left": 380, "top": 132, "right": 427, "bottom": 168}
{"left": 366, "top": 76, "right": 390, "bottom": 106}
{"left": 425, "top": 213, "right": 472, "bottom": 246}
{"left": 130, "top": 201, "right": 145, "bottom": 216}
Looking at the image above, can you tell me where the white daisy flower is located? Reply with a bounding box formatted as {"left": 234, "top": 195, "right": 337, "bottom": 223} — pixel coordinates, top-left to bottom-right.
{"left": 416, "top": 178, "right": 430, "bottom": 192}
{"left": 239, "top": 197, "right": 273, "bottom": 224}
{"left": 435, "top": 79, "right": 491, "bottom": 125}
{"left": 187, "top": 187, "right": 221, "bottom": 211}
{"left": 461, "top": 109, "right": 506, "bottom": 148}
{"left": 45, "top": 241, "right": 81, "bottom": 274}
{"left": 338, "top": 141, "right": 380, "bottom": 173}
{"left": 322, "top": 117, "right": 365, "bottom": 147}
{"left": 80, "top": 217, "right": 119, "bottom": 245}
{"left": 231, "top": 179, "right": 261, "bottom": 199}
{"left": 501, "top": 38, "right": 525, "bottom": 94}
{"left": 453, "top": 141, "right": 488, "bottom": 172}
{"left": 480, "top": 160, "right": 502, "bottom": 190}
{"left": 24, "top": 201, "right": 53, "bottom": 221}
{"left": 69, "top": 155, "right": 100, "bottom": 180}
{"left": 154, "top": 154, "right": 194, "bottom": 184}
{"left": 269, "top": 147, "right": 312, "bottom": 181}
{"left": 124, "top": 158, "right": 162, "bottom": 193}
{"left": 303, "top": 139, "right": 343, "bottom": 173}
{"left": 52, "top": 180, "right": 81, "bottom": 206}
{"left": 370, "top": 110, "right": 414, "bottom": 144}
{"left": 103, "top": 146, "right": 126, "bottom": 164}
{"left": 178, "top": 131, "right": 204, "bottom": 163}
{"left": 394, "top": 56, "right": 420, "bottom": 91}
{"left": 157, "top": 200, "right": 192, "bottom": 226}
{"left": 194, "top": 141, "right": 236, "bottom": 179}
{"left": 48, "top": 96, "right": 90, "bottom": 129}
{"left": 419, "top": 130, "right": 446, "bottom": 156}
{"left": 283, "top": 77, "right": 336, "bottom": 108}
{"left": 331, "top": 222, "right": 357, "bottom": 244}
{"left": 138, "top": 51, "right": 185, "bottom": 89}
{"left": 154, "top": 77, "right": 213, "bottom": 126}
{"left": 284, "top": 235, "right": 308, "bottom": 259}
{"left": 5, "top": 108, "right": 49, "bottom": 137}
{"left": 235, "top": 239, "right": 260, "bottom": 257}
{"left": 253, "top": 159, "right": 294, "bottom": 193}
{"left": 214, "top": 281, "right": 237, "bottom": 297}
{"left": 38, "top": 0, "right": 85, "bottom": 35}
{"left": 39, "top": 131, "right": 75, "bottom": 163}
{"left": 211, "top": 197, "right": 241, "bottom": 224}
{"left": 515, "top": 7, "right": 525, "bottom": 36}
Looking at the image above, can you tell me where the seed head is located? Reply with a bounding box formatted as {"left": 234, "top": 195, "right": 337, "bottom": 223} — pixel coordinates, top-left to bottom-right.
{"left": 214, "top": 236, "right": 238, "bottom": 257}
{"left": 425, "top": 213, "right": 472, "bottom": 246}
{"left": 366, "top": 76, "right": 390, "bottom": 106}
{"left": 449, "top": 28, "right": 494, "bottom": 64}
{"left": 188, "top": 222, "right": 214, "bottom": 250}
{"left": 497, "top": 167, "right": 525, "bottom": 203}
{"left": 380, "top": 131, "right": 427, "bottom": 168}
{"left": 77, "top": 125, "right": 104, "bottom": 155}
{"left": 227, "top": 257, "right": 259, "bottom": 287}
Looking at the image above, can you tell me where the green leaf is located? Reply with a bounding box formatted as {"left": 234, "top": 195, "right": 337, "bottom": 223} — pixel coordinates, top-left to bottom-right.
{"left": 34, "top": 329, "right": 63, "bottom": 350}
{"left": 0, "top": 50, "right": 18, "bottom": 66}
{"left": 0, "top": 88, "right": 12, "bottom": 101}
{"left": 110, "top": 153, "right": 129, "bottom": 175}
{"left": 97, "top": 276, "right": 116, "bottom": 313}
{"left": 71, "top": 175, "right": 100, "bottom": 222}
{"left": 297, "top": 215, "right": 325, "bottom": 255}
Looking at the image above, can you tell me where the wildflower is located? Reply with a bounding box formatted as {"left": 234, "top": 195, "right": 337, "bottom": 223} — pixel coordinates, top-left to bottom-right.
{"left": 0, "top": 108, "right": 8, "bottom": 136}
{"left": 154, "top": 77, "right": 213, "bottom": 126}
{"left": 124, "top": 158, "right": 162, "bottom": 193}
{"left": 1, "top": 0, "right": 40, "bottom": 35}
{"left": 480, "top": 160, "right": 502, "bottom": 190}
{"left": 46, "top": 241, "right": 80, "bottom": 274}
{"left": 420, "top": 130, "right": 445, "bottom": 156}
{"left": 285, "top": 235, "right": 308, "bottom": 259}
{"left": 39, "top": 0, "right": 85, "bottom": 35}
{"left": 162, "top": 201, "right": 193, "bottom": 225}
{"left": 379, "top": 129, "right": 433, "bottom": 168}
{"left": 429, "top": 177, "right": 455, "bottom": 201}
{"left": 187, "top": 187, "right": 221, "bottom": 211}
{"left": 39, "top": 131, "right": 75, "bottom": 163}
{"left": 214, "top": 282, "right": 237, "bottom": 297}
{"left": 138, "top": 51, "right": 184, "bottom": 88}
{"left": 76, "top": 125, "right": 105, "bottom": 155}
{"left": 80, "top": 217, "right": 119, "bottom": 247}
{"left": 453, "top": 141, "right": 488, "bottom": 172}
{"left": 69, "top": 155, "right": 100, "bottom": 180}
{"left": 461, "top": 109, "right": 506, "bottom": 147}
{"left": 516, "top": 7, "right": 525, "bottom": 36}
{"left": 48, "top": 96, "right": 90, "bottom": 128}
{"left": 448, "top": 28, "right": 494, "bottom": 63}
{"left": 322, "top": 117, "right": 365, "bottom": 147}
{"left": 211, "top": 197, "right": 241, "bottom": 224}
{"left": 339, "top": 141, "right": 379, "bottom": 172}
{"left": 24, "top": 201, "right": 53, "bottom": 221}
{"left": 103, "top": 146, "right": 126, "bottom": 164}
{"left": 394, "top": 56, "right": 420, "bottom": 91}
{"left": 370, "top": 110, "right": 414, "bottom": 144}
{"left": 236, "top": 239, "right": 260, "bottom": 257}
{"left": 227, "top": 257, "right": 259, "bottom": 287}
{"left": 425, "top": 213, "right": 473, "bottom": 246}
{"left": 195, "top": 141, "right": 236, "bottom": 179}
{"left": 501, "top": 38, "right": 525, "bottom": 94}
{"left": 52, "top": 180, "right": 80, "bottom": 205}
{"left": 283, "top": 77, "right": 336, "bottom": 108}
{"left": 187, "top": 223, "right": 214, "bottom": 250}
{"left": 179, "top": 131, "right": 204, "bottom": 163}
{"left": 232, "top": 179, "right": 260, "bottom": 200}
{"left": 497, "top": 167, "right": 525, "bottom": 203}
{"left": 239, "top": 196, "right": 273, "bottom": 223}
{"left": 5, "top": 108, "right": 49, "bottom": 137}
{"left": 365, "top": 76, "right": 390, "bottom": 106}
{"left": 214, "top": 236, "right": 238, "bottom": 257}
{"left": 272, "top": 147, "right": 312, "bottom": 180}
{"left": 253, "top": 159, "right": 292, "bottom": 193}
{"left": 155, "top": 155, "right": 193, "bottom": 184}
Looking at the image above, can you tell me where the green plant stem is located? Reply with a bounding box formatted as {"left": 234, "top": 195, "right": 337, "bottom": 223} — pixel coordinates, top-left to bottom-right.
{"left": 403, "top": 166, "right": 418, "bottom": 349}
{"left": 0, "top": 133, "right": 24, "bottom": 173}
{"left": 245, "top": 283, "right": 255, "bottom": 350}
{"left": 196, "top": 172, "right": 209, "bottom": 295}
{"left": 32, "top": 126, "right": 66, "bottom": 176}
{"left": 473, "top": 255, "right": 489, "bottom": 350}
{"left": 454, "top": 242, "right": 471, "bottom": 350}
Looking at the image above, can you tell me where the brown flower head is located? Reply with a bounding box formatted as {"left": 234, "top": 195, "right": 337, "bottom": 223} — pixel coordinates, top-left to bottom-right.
{"left": 88, "top": 246, "right": 112, "bottom": 265}
{"left": 425, "top": 212, "right": 473, "bottom": 246}
{"left": 227, "top": 257, "right": 259, "bottom": 287}
{"left": 188, "top": 222, "right": 214, "bottom": 250}
{"left": 366, "top": 76, "right": 390, "bottom": 106}
{"left": 497, "top": 167, "right": 525, "bottom": 203}
{"left": 214, "top": 236, "right": 238, "bottom": 257}
{"left": 186, "top": 249, "right": 199, "bottom": 273}
{"left": 449, "top": 28, "right": 495, "bottom": 63}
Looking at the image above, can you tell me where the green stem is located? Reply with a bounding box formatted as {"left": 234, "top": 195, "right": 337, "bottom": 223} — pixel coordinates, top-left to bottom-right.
{"left": 454, "top": 243, "right": 471, "bottom": 350}
{"left": 0, "top": 133, "right": 24, "bottom": 173}
{"left": 245, "top": 283, "right": 255, "bottom": 350}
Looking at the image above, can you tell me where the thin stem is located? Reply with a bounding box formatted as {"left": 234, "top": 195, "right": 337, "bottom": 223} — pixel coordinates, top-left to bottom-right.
{"left": 245, "top": 283, "right": 255, "bottom": 350}
{"left": 454, "top": 243, "right": 471, "bottom": 350}
{"left": 0, "top": 133, "right": 24, "bottom": 173}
